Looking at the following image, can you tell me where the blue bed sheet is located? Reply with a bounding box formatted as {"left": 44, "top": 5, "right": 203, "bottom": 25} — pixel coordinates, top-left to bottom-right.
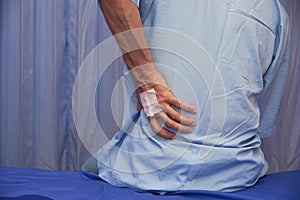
{"left": 0, "top": 167, "right": 299, "bottom": 200}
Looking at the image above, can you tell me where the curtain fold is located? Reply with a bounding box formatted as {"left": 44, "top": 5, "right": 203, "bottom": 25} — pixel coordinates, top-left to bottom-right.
{"left": 0, "top": 0, "right": 299, "bottom": 172}
{"left": 261, "top": 0, "right": 300, "bottom": 173}
{"left": 0, "top": 0, "right": 117, "bottom": 170}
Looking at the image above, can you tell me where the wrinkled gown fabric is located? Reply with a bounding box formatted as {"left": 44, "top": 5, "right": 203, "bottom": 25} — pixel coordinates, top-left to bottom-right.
{"left": 95, "top": 0, "right": 290, "bottom": 193}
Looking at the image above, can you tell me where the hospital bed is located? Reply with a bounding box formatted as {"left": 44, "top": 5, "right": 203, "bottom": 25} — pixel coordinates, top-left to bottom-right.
{"left": 0, "top": 167, "right": 299, "bottom": 200}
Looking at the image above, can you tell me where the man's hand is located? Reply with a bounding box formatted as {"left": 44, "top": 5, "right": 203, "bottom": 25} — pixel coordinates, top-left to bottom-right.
{"left": 136, "top": 72, "right": 197, "bottom": 140}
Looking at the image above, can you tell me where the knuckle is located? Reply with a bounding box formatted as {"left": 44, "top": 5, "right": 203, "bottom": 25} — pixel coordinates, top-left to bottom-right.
{"left": 158, "top": 113, "right": 167, "bottom": 122}
{"left": 170, "top": 111, "right": 180, "bottom": 120}
{"left": 165, "top": 120, "right": 176, "bottom": 128}
{"left": 174, "top": 99, "right": 181, "bottom": 106}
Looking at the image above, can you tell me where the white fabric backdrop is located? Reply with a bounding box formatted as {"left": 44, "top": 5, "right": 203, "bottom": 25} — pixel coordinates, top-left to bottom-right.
{"left": 0, "top": 0, "right": 122, "bottom": 170}
{"left": 0, "top": 0, "right": 299, "bottom": 172}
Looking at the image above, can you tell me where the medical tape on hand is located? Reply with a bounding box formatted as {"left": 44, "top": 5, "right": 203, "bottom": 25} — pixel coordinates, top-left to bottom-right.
{"left": 139, "top": 88, "right": 163, "bottom": 117}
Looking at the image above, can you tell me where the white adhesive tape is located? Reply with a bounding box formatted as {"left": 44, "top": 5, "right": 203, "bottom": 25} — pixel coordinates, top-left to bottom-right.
{"left": 139, "top": 88, "right": 163, "bottom": 117}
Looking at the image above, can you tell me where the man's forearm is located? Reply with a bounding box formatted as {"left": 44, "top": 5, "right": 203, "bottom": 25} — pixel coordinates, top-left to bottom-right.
{"left": 99, "top": 0, "right": 161, "bottom": 89}
{"left": 98, "top": 0, "right": 197, "bottom": 139}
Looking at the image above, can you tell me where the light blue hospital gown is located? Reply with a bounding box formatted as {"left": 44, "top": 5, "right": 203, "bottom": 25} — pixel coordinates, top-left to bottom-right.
{"left": 95, "top": 0, "right": 289, "bottom": 192}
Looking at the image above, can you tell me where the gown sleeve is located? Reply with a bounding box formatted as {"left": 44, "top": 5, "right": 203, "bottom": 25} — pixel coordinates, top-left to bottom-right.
{"left": 258, "top": 4, "right": 290, "bottom": 138}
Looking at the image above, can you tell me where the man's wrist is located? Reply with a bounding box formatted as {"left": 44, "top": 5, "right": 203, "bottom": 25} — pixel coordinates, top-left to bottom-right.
{"left": 129, "top": 64, "right": 167, "bottom": 91}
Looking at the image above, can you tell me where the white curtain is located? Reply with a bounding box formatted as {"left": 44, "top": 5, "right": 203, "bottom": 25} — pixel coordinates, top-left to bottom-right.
{"left": 0, "top": 0, "right": 122, "bottom": 170}
{"left": 0, "top": 0, "right": 299, "bottom": 172}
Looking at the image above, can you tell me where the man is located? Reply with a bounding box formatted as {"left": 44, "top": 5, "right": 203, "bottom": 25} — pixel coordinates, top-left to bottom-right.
{"left": 86, "top": 0, "right": 289, "bottom": 193}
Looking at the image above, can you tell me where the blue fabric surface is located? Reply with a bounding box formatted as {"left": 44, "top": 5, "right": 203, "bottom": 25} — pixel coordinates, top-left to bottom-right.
{"left": 0, "top": 167, "right": 299, "bottom": 200}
